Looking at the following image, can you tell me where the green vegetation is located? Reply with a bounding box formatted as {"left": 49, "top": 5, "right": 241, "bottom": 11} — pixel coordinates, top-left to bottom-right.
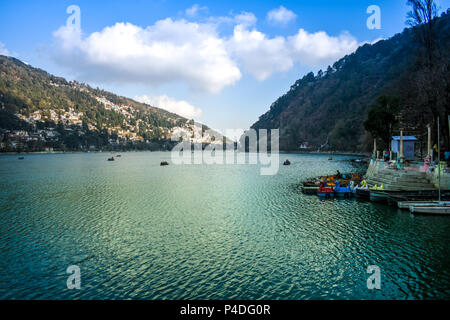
{"left": 0, "top": 55, "right": 190, "bottom": 152}
{"left": 251, "top": 9, "right": 450, "bottom": 152}
{"left": 364, "top": 96, "right": 399, "bottom": 149}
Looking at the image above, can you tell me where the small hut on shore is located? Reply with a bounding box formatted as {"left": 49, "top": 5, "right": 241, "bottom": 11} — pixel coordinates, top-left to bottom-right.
{"left": 391, "top": 136, "right": 418, "bottom": 161}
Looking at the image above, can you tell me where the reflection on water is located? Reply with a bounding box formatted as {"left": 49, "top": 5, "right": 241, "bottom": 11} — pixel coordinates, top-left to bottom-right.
{"left": 0, "top": 152, "right": 449, "bottom": 299}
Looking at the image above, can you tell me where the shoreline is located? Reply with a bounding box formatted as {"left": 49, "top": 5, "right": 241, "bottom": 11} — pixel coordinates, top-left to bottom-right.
{"left": 0, "top": 150, "right": 371, "bottom": 157}
{"left": 281, "top": 151, "right": 370, "bottom": 157}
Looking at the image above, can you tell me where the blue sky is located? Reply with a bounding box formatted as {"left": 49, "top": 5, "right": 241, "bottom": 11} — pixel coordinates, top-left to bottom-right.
{"left": 1, "top": 0, "right": 449, "bottom": 133}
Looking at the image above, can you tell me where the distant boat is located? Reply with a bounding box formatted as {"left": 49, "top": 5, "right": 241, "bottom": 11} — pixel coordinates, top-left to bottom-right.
{"left": 108, "top": 157, "right": 115, "bottom": 161}
{"left": 160, "top": 161, "right": 169, "bottom": 166}
{"left": 18, "top": 157, "right": 25, "bottom": 160}
{"left": 283, "top": 160, "right": 291, "bottom": 166}
{"left": 116, "top": 155, "right": 122, "bottom": 158}
{"left": 328, "top": 157, "right": 333, "bottom": 161}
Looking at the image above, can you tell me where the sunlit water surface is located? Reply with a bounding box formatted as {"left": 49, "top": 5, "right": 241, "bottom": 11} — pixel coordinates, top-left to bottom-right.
{"left": 0, "top": 152, "right": 449, "bottom": 300}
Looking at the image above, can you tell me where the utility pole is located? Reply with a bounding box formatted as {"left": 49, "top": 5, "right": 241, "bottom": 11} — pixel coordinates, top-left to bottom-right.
{"left": 438, "top": 117, "right": 441, "bottom": 202}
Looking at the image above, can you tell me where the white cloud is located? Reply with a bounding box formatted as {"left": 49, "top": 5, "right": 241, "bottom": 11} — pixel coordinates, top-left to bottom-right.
{"left": 234, "top": 12, "right": 257, "bottom": 27}
{"left": 186, "top": 4, "right": 208, "bottom": 17}
{"left": 51, "top": 13, "right": 359, "bottom": 91}
{"left": 135, "top": 94, "right": 203, "bottom": 119}
{"left": 227, "top": 25, "right": 293, "bottom": 81}
{"left": 227, "top": 25, "right": 358, "bottom": 80}
{"left": 288, "top": 29, "right": 359, "bottom": 66}
{"left": 267, "top": 6, "right": 297, "bottom": 25}
{"left": 0, "top": 42, "right": 10, "bottom": 56}
{"left": 206, "top": 11, "right": 257, "bottom": 28}
{"left": 52, "top": 19, "right": 241, "bottom": 93}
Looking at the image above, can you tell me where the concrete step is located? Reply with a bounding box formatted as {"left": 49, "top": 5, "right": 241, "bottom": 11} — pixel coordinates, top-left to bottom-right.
{"left": 397, "top": 176, "right": 428, "bottom": 182}
{"left": 398, "top": 171, "right": 427, "bottom": 177}
{"left": 367, "top": 177, "right": 393, "bottom": 185}
{"left": 376, "top": 173, "right": 399, "bottom": 181}
{"left": 387, "top": 186, "right": 436, "bottom": 191}
{"left": 398, "top": 183, "right": 435, "bottom": 189}
{"left": 377, "top": 170, "right": 403, "bottom": 177}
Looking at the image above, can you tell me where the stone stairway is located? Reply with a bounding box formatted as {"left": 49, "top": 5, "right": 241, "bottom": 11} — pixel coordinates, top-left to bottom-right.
{"left": 366, "top": 169, "right": 436, "bottom": 191}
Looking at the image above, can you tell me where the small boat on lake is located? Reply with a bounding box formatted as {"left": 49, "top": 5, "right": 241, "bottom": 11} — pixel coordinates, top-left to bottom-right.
{"left": 355, "top": 188, "right": 371, "bottom": 200}
{"left": 398, "top": 201, "right": 450, "bottom": 209}
{"left": 18, "top": 157, "right": 25, "bottom": 160}
{"left": 283, "top": 160, "right": 291, "bottom": 166}
{"left": 334, "top": 180, "right": 353, "bottom": 198}
{"left": 302, "top": 187, "right": 319, "bottom": 194}
{"left": 302, "top": 172, "right": 362, "bottom": 196}
{"left": 409, "top": 204, "right": 450, "bottom": 215}
{"left": 160, "top": 161, "right": 169, "bottom": 166}
{"left": 108, "top": 157, "right": 115, "bottom": 161}
{"left": 388, "top": 191, "right": 450, "bottom": 206}
{"left": 317, "top": 182, "right": 335, "bottom": 198}
{"left": 370, "top": 190, "right": 389, "bottom": 203}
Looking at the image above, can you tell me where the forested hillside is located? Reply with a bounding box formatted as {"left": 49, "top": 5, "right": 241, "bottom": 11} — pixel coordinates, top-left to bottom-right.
{"left": 251, "top": 10, "right": 450, "bottom": 152}
{"left": 0, "top": 55, "right": 192, "bottom": 151}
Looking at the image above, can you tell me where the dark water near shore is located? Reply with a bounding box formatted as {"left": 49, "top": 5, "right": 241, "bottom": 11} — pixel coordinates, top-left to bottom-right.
{"left": 1, "top": 152, "right": 449, "bottom": 300}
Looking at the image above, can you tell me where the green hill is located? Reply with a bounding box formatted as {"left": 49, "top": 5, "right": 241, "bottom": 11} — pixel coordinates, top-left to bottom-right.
{"left": 251, "top": 11, "right": 450, "bottom": 152}
{"left": 0, "top": 55, "right": 194, "bottom": 151}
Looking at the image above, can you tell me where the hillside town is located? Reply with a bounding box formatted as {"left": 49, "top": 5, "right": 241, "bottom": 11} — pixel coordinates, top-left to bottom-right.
{"left": 0, "top": 94, "right": 218, "bottom": 152}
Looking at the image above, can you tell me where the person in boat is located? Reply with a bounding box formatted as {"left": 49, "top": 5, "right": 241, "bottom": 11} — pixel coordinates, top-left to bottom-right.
{"left": 283, "top": 159, "right": 291, "bottom": 166}
{"left": 336, "top": 170, "right": 342, "bottom": 179}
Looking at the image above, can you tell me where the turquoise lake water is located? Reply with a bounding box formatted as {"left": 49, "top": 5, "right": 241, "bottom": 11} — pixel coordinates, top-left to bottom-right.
{"left": 0, "top": 152, "right": 449, "bottom": 299}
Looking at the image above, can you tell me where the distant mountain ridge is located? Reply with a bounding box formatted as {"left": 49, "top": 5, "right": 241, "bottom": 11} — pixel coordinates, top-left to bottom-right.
{"left": 251, "top": 11, "right": 450, "bottom": 152}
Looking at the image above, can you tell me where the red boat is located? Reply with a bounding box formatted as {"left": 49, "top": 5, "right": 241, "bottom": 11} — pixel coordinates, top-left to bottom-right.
{"left": 317, "top": 182, "right": 335, "bottom": 198}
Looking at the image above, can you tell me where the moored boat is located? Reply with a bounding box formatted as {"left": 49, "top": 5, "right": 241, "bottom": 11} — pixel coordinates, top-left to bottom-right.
{"left": 301, "top": 186, "right": 319, "bottom": 195}
{"left": 317, "top": 182, "right": 335, "bottom": 198}
{"left": 398, "top": 201, "right": 450, "bottom": 209}
{"left": 370, "top": 190, "right": 390, "bottom": 203}
{"left": 334, "top": 180, "right": 353, "bottom": 198}
{"left": 355, "top": 188, "right": 370, "bottom": 199}
{"left": 409, "top": 205, "right": 450, "bottom": 215}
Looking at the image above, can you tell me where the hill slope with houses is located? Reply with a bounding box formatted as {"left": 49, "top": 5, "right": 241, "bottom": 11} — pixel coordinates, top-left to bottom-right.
{"left": 0, "top": 55, "right": 212, "bottom": 152}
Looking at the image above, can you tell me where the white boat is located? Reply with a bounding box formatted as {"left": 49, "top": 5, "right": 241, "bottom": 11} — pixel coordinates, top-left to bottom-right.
{"left": 409, "top": 205, "right": 450, "bottom": 215}
{"left": 398, "top": 201, "right": 450, "bottom": 209}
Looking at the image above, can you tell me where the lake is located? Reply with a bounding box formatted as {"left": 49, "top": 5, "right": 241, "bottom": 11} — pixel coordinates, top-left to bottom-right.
{"left": 0, "top": 152, "right": 449, "bottom": 299}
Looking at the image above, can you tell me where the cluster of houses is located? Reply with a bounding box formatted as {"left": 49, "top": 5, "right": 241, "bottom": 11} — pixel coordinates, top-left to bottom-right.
{"left": 0, "top": 128, "right": 58, "bottom": 151}
{"left": 16, "top": 108, "right": 84, "bottom": 127}
{"left": 0, "top": 94, "right": 216, "bottom": 152}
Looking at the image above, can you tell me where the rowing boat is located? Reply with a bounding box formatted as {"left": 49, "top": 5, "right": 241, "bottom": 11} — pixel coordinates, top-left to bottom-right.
{"left": 370, "top": 191, "right": 389, "bottom": 203}
{"left": 398, "top": 201, "right": 450, "bottom": 209}
{"left": 409, "top": 205, "right": 450, "bottom": 215}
